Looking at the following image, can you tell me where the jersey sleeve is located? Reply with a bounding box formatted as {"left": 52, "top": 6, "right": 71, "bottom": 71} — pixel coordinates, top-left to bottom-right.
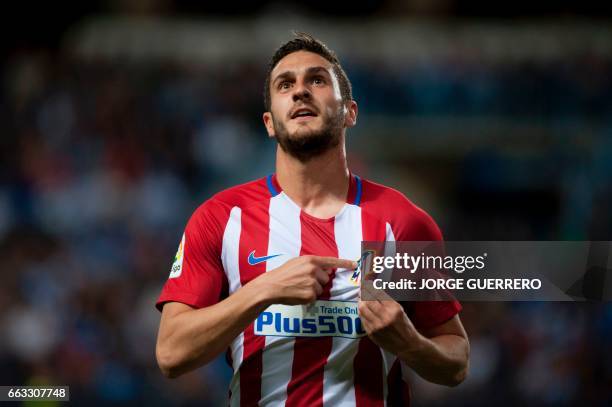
{"left": 156, "top": 200, "right": 229, "bottom": 311}
{"left": 389, "top": 194, "right": 462, "bottom": 330}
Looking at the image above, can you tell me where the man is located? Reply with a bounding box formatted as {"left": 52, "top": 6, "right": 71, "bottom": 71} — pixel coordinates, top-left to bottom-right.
{"left": 156, "top": 32, "right": 469, "bottom": 406}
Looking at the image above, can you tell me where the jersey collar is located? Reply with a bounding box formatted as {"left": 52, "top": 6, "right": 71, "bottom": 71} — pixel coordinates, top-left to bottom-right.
{"left": 266, "top": 173, "right": 362, "bottom": 206}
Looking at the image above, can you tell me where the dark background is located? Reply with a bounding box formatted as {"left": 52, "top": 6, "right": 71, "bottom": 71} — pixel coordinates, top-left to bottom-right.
{"left": 1, "top": 1, "right": 611, "bottom": 405}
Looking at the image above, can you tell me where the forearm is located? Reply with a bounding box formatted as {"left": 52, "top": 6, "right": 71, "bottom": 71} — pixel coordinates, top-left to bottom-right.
{"left": 399, "top": 333, "right": 469, "bottom": 387}
{"left": 156, "top": 255, "right": 352, "bottom": 378}
{"left": 156, "top": 283, "right": 270, "bottom": 378}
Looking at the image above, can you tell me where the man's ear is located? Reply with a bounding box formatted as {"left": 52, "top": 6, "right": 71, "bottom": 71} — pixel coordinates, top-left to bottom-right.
{"left": 263, "top": 112, "right": 275, "bottom": 138}
{"left": 344, "top": 100, "right": 358, "bottom": 128}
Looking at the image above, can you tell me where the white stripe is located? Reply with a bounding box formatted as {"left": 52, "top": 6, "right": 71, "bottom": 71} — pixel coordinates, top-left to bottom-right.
{"left": 222, "top": 207, "right": 244, "bottom": 370}
{"left": 222, "top": 207, "right": 243, "bottom": 295}
{"left": 229, "top": 367, "right": 241, "bottom": 407}
{"left": 323, "top": 336, "right": 360, "bottom": 407}
{"left": 330, "top": 204, "right": 363, "bottom": 301}
{"left": 379, "top": 222, "right": 399, "bottom": 405}
{"left": 259, "top": 193, "right": 302, "bottom": 406}
{"left": 322, "top": 204, "right": 363, "bottom": 407}
{"left": 229, "top": 333, "right": 244, "bottom": 375}
{"left": 222, "top": 207, "right": 243, "bottom": 407}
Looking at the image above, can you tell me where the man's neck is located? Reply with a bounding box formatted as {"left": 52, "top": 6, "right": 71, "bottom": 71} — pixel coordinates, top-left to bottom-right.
{"left": 275, "top": 141, "right": 350, "bottom": 219}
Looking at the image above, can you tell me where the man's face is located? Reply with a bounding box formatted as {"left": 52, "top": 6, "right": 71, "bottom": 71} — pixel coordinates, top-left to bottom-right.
{"left": 263, "top": 50, "right": 353, "bottom": 162}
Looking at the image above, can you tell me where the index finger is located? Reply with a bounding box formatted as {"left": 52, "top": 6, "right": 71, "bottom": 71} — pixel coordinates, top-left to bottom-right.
{"left": 311, "top": 256, "right": 358, "bottom": 270}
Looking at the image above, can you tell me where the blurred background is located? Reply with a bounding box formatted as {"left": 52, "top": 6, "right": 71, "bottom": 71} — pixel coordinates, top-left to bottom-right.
{"left": 1, "top": 0, "right": 611, "bottom": 405}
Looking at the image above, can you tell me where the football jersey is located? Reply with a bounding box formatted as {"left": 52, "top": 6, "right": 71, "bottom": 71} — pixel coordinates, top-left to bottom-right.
{"left": 157, "top": 174, "right": 461, "bottom": 407}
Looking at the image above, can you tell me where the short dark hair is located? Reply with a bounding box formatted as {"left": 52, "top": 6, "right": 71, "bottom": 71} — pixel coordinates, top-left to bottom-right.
{"left": 263, "top": 32, "right": 353, "bottom": 111}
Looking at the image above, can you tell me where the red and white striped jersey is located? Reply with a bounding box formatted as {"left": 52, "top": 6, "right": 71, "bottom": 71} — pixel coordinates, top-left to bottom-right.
{"left": 157, "top": 174, "right": 461, "bottom": 407}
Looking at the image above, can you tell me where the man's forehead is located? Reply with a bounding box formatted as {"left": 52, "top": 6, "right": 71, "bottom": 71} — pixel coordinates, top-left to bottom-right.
{"left": 271, "top": 51, "right": 334, "bottom": 78}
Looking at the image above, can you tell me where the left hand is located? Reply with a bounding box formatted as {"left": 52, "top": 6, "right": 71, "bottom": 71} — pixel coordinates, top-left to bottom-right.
{"left": 358, "top": 282, "right": 423, "bottom": 357}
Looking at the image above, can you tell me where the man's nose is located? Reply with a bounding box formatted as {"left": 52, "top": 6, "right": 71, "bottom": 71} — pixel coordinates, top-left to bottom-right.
{"left": 292, "top": 82, "right": 311, "bottom": 102}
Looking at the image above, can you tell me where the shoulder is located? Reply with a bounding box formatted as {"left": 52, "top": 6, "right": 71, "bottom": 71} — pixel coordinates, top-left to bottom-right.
{"left": 188, "top": 177, "right": 270, "bottom": 231}
{"left": 208, "top": 177, "right": 271, "bottom": 208}
{"left": 360, "top": 178, "right": 443, "bottom": 241}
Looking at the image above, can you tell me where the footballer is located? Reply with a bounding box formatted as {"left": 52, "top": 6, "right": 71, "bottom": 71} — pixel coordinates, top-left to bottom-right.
{"left": 156, "top": 32, "right": 469, "bottom": 406}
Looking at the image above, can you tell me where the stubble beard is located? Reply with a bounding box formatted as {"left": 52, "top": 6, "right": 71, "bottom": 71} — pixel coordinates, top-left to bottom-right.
{"left": 272, "top": 108, "right": 344, "bottom": 163}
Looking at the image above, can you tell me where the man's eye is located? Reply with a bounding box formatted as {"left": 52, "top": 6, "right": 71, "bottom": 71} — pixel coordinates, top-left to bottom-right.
{"left": 279, "top": 82, "right": 291, "bottom": 90}
{"left": 313, "top": 77, "right": 325, "bottom": 85}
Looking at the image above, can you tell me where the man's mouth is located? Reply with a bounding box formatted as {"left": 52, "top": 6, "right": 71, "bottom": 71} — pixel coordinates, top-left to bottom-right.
{"left": 291, "top": 107, "right": 318, "bottom": 120}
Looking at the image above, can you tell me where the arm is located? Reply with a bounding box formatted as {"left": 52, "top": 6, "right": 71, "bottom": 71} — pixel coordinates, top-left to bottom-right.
{"left": 358, "top": 295, "right": 469, "bottom": 387}
{"left": 400, "top": 314, "right": 469, "bottom": 386}
{"left": 156, "top": 283, "right": 268, "bottom": 378}
{"left": 366, "top": 193, "right": 468, "bottom": 384}
{"left": 156, "top": 256, "right": 357, "bottom": 378}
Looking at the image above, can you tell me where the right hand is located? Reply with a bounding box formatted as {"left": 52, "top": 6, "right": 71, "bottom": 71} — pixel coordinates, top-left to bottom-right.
{"left": 250, "top": 255, "right": 357, "bottom": 305}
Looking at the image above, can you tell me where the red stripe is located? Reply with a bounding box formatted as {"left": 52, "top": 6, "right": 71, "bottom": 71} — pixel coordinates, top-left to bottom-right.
{"left": 238, "top": 200, "right": 271, "bottom": 407}
{"left": 285, "top": 213, "right": 338, "bottom": 407}
{"left": 354, "top": 210, "right": 385, "bottom": 407}
{"left": 387, "top": 359, "right": 411, "bottom": 406}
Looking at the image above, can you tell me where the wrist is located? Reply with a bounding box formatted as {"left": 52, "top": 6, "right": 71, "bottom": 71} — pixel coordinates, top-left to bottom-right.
{"left": 242, "top": 277, "right": 274, "bottom": 311}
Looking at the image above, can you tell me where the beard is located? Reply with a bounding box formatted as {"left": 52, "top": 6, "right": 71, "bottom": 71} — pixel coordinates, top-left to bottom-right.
{"left": 272, "top": 107, "right": 344, "bottom": 163}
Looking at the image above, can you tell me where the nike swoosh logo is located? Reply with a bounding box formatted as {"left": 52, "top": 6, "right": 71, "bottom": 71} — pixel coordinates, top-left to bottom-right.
{"left": 248, "top": 250, "right": 282, "bottom": 266}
